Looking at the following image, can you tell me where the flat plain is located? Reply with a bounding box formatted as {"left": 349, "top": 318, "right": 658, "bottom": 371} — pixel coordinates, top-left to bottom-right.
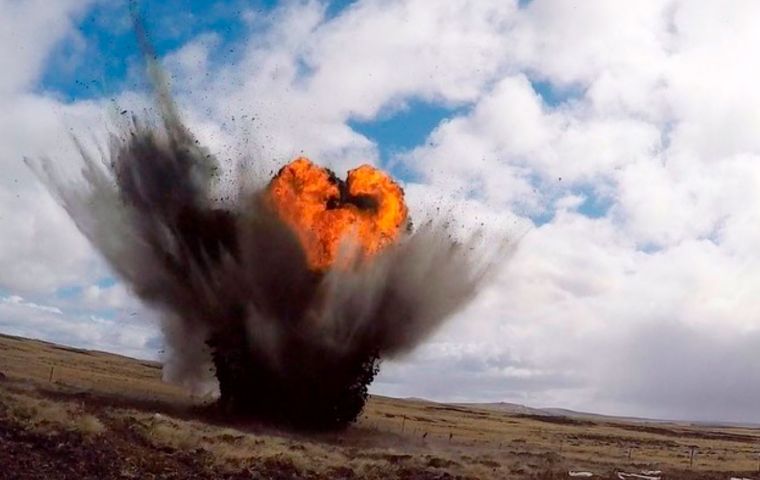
{"left": 0, "top": 333, "right": 758, "bottom": 479}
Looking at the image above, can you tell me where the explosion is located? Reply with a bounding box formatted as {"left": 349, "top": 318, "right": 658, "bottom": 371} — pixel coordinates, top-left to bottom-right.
{"left": 267, "top": 158, "right": 409, "bottom": 270}
{"left": 29, "top": 55, "right": 506, "bottom": 431}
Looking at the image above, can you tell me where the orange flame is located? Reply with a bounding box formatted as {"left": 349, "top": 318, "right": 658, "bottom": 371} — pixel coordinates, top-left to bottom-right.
{"left": 266, "top": 157, "right": 408, "bottom": 270}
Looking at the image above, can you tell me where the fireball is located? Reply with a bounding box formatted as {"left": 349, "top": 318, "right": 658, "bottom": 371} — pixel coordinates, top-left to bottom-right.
{"left": 266, "top": 157, "right": 408, "bottom": 270}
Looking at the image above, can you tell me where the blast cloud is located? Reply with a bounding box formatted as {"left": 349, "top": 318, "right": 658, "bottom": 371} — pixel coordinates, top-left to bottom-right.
{"left": 28, "top": 53, "right": 507, "bottom": 430}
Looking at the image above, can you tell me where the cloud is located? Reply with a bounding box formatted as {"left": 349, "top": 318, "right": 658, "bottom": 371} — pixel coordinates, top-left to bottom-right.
{"left": 375, "top": 341, "right": 582, "bottom": 404}
{"left": 0, "top": 0, "right": 92, "bottom": 95}
{"left": 79, "top": 282, "right": 134, "bottom": 310}
{"left": 375, "top": 0, "right": 760, "bottom": 422}
{"left": 2, "top": 295, "right": 62, "bottom": 315}
{"left": 0, "top": 0, "right": 109, "bottom": 294}
{"left": 165, "top": 0, "right": 522, "bottom": 177}
{"left": 2, "top": 0, "right": 760, "bottom": 423}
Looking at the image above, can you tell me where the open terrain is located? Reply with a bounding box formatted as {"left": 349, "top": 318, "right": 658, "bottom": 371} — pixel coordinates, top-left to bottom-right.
{"left": 0, "top": 333, "right": 759, "bottom": 479}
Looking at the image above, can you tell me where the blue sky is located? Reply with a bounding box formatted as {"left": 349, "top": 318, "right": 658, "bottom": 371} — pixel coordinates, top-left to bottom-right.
{"left": 41, "top": 1, "right": 271, "bottom": 101}
{"left": 42, "top": 0, "right": 474, "bottom": 156}
{"left": 40, "top": 0, "right": 357, "bottom": 102}
{"left": 41, "top": 1, "right": 573, "bottom": 154}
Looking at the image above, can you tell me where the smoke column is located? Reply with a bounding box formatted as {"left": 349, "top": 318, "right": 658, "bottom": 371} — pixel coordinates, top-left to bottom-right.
{"left": 28, "top": 34, "right": 508, "bottom": 430}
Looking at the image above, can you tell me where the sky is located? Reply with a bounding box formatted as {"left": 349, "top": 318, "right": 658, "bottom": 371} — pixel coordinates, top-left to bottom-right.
{"left": 1, "top": 0, "right": 760, "bottom": 424}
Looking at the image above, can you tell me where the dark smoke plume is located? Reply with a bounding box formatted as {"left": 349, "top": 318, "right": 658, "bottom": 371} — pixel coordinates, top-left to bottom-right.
{"left": 28, "top": 41, "right": 508, "bottom": 430}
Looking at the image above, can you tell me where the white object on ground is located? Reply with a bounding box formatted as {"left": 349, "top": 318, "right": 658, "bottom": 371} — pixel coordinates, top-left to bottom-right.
{"left": 617, "top": 473, "right": 660, "bottom": 480}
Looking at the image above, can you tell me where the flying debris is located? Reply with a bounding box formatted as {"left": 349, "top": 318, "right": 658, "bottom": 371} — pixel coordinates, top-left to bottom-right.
{"left": 28, "top": 32, "right": 507, "bottom": 431}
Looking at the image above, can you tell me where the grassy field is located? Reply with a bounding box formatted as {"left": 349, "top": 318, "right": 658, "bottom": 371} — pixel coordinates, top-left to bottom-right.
{"left": 0, "top": 333, "right": 758, "bottom": 479}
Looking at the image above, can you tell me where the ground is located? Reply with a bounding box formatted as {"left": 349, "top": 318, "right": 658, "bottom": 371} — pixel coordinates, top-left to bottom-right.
{"left": 0, "top": 333, "right": 758, "bottom": 479}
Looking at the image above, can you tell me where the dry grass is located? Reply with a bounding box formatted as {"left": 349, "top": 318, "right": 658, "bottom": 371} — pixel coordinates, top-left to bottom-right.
{"left": 1, "top": 388, "right": 105, "bottom": 436}
{"left": 1, "top": 332, "right": 759, "bottom": 479}
{"left": 0, "top": 333, "right": 186, "bottom": 403}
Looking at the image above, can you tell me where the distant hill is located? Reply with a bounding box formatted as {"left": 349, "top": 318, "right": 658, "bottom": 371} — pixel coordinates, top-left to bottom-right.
{"left": 455, "top": 401, "right": 552, "bottom": 417}
{"left": 458, "top": 402, "right": 760, "bottom": 429}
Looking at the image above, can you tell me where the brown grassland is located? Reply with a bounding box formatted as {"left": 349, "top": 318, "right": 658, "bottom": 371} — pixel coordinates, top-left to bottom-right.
{"left": 0, "top": 333, "right": 758, "bottom": 479}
